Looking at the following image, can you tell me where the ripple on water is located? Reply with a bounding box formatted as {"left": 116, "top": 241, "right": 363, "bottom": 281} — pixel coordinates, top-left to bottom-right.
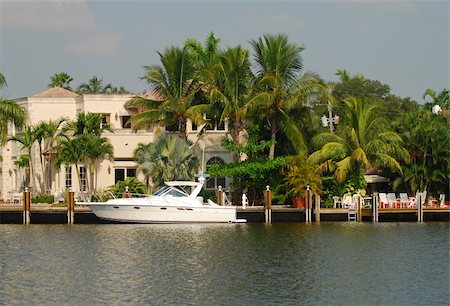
{"left": 0, "top": 223, "right": 449, "bottom": 305}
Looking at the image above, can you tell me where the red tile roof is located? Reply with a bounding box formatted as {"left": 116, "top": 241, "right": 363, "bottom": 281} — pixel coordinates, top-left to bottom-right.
{"left": 32, "top": 87, "right": 79, "bottom": 98}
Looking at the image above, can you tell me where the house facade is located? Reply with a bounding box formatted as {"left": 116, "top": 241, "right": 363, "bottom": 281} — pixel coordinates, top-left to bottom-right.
{"left": 0, "top": 87, "right": 233, "bottom": 202}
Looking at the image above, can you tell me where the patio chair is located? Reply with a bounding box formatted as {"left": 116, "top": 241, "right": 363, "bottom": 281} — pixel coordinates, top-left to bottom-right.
{"left": 399, "top": 193, "right": 410, "bottom": 208}
{"left": 415, "top": 191, "right": 427, "bottom": 208}
{"left": 408, "top": 196, "right": 417, "bottom": 208}
{"left": 387, "top": 193, "right": 398, "bottom": 208}
{"left": 332, "top": 196, "right": 342, "bottom": 208}
{"left": 378, "top": 193, "right": 388, "bottom": 208}
{"left": 439, "top": 194, "right": 446, "bottom": 208}
{"left": 12, "top": 192, "right": 22, "bottom": 204}
{"left": 352, "top": 193, "right": 363, "bottom": 209}
{"left": 342, "top": 195, "right": 353, "bottom": 209}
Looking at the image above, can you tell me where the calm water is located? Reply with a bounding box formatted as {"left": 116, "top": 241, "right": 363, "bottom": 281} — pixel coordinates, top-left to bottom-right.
{"left": 0, "top": 223, "right": 449, "bottom": 306}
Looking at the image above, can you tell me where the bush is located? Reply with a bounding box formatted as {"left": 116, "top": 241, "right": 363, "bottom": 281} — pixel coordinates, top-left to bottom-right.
{"left": 108, "top": 177, "right": 147, "bottom": 195}
{"left": 31, "top": 194, "right": 55, "bottom": 204}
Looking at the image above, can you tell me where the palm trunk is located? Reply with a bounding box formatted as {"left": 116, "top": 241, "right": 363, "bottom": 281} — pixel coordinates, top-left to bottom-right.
{"left": 38, "top": 142, "right": 46, "bottom": 193}
{"left": 28, "top": 149, "right": 38, "bottom": 192}
{"left": 179, "top": 118, "right": 187, "bottom": 140}
{"left": 232, "top": 124, "right": 241, "bottom": 162}
{"left": 75, "top": 163, "right": 82, "bottom": 192}
{"left": 90, "top": 163, "right": 95, "bottom": 194}
{"left": 269, "top": 117, "right": 277, "bottom": 160}
{"left": 84, "top": 160, "right": 91, "bottom": 194}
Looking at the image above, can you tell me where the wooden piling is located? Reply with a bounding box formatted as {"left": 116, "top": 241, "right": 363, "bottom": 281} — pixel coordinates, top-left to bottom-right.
{"left": 216, "top": 186, "right": 224, "bottom": 205}
{"left": 418, "top": 192, "right": 424, "bottom": 222}
{"left": 23, "top": 188, "right": 31, "bottom": 224}
{"left": 264, "top": 186, "right": 272, "bottom": 223}
{"left": 306, "top": 186, "right": 312, "bottom": 223}
{"left": 122, "top": 186, "right": 131, "bottom": 198}
{"left": 67, "top": 191, "right": 75, "bottom": 224}
{"left": 372, "top": 194, "right": 379, "bottom": 222}
{"left": 314, "top": 195, "right": 321, "bottom": 223}
{"left": 356, "top": 194, "right": 362, "bottom": 222}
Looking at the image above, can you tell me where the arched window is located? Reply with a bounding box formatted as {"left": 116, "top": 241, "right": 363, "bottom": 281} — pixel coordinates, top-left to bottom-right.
{"left": 206, "top": 157, "right": 226, "bottom": 189}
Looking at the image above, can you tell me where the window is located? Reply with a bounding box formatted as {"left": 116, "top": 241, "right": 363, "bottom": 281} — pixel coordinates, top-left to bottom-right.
{"left": 121, "top": 116, "right": 131, "bottom": 129}
{"left": 114, "top": 167, "right": 137, "bottom": 184}
{"left": 65, "top": 166, "right": 72, "bottom": 189}
{"left": 206, "top": 157, "right": 226, "bottom": 189}
{"left": 165, "top": 122, "right": 178, "bottom": 132}
{"left": 127, "top": 168, "right": 136, "bottom": 178}
{"left": 205, "top": 116, "right": 225, "bottom": 131}
{"left": 80, "top": 166, "right": 87, "bottom": 191}
{"left": 101, "top": 114, "right": 110, "bottom": 127}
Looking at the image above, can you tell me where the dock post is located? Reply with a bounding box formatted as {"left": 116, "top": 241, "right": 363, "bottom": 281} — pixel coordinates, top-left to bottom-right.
{"left": 356, "top": 193, "right": 362, "bottom": 222}
{"left": 417, "top": 192, "right": 424, "bottom": 222}
{"left": 23, "top": 187, "right": 31, "bottom": 225}
{"left": 264, "top": 186, "right": 272, "bottom": 223}
{"left": 314, "top": 195, "right": 320, "bottom": 223}
{"left": 305, "top": 185, "right": 311, "bottom": 223}
{"left": 241, "top": 193, "right": 248, "bottom": 209}
{"left": 122, "top": 186, "right": 131, "bottom": 198}
{"left": 67, "top": 190, "right": 75, "bottom": 224}
{"left": 216, "top": 186, "right": 224, "bottom": 205}
{"left": 372, "top": 193, "right": 379, "bottom": 222}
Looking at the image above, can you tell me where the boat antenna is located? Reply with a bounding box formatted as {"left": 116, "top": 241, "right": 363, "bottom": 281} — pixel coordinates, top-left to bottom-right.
{"left": 202, "top": 142, "right": 205, "bottom": 174}
{"left": 195, "top": 142, "right": 209, "bottom": 184}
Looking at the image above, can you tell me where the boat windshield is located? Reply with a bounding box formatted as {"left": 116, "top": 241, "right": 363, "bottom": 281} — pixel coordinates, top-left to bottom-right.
{"left": 153, "top": 186, "right": 170, "bottom": 196}
{"left": 153, "top": 186, "right": 188, "bottom": 197}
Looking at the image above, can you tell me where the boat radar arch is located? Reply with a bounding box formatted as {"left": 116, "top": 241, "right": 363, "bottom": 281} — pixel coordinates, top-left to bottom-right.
{"left": 195, "top": 173, "right": 210, "bottom": 184}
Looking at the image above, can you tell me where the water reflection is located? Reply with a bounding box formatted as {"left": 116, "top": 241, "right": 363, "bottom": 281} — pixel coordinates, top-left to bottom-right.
{"left": 0, "top": 223, "right": 449, "bottom": 305}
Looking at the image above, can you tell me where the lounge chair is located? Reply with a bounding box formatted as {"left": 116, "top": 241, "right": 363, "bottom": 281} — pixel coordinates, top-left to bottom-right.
{"left": 378, "top": 193, "right": 388, "bottom": 208}
{"left": 415, "top": 191, "right": 427, "bottom": 208}
{"left": 387, "top": 193, "right": 398, "bottom": 208}
{"left": 399, "top": 193, "right": 411, "bottom": 208}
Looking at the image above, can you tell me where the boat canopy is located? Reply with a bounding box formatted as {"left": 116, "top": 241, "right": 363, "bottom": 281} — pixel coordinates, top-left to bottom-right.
{"left": 165, "top": 181, "right": 202, "bottom": 187}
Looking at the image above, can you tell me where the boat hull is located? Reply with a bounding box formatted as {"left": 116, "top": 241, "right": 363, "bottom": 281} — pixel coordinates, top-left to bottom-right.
{"left": 87, "top": 204, "right": 238, "bottom": 223}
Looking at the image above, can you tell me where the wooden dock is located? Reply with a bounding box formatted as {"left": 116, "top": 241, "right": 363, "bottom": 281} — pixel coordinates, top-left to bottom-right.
{"left": 0, "top": 204, "right": 449, "bottom": 224}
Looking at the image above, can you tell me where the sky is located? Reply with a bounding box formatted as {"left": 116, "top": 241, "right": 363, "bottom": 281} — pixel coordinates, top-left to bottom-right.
{"left": 0, "top": 0, "right": 448, "bottom": 103}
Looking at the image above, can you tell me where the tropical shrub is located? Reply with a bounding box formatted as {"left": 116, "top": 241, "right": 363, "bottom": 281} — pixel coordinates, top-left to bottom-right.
{"left": 32, "top": 194, "right": 55, "bottom": 204}
{"left": 282, "top": 154, "right": 323, "bottom": 199}
{"left": 108, "top": 177, "right": 147, "bottom": 195}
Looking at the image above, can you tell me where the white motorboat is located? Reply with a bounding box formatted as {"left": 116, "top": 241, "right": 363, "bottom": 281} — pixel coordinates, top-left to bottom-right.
{"left": 77, "top": 177, "right": 244, "bottom": 223}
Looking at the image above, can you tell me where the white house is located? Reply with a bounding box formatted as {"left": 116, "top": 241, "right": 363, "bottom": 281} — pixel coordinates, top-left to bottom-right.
{"left": 0, "top": 87, "right": 233, "bottom": 202}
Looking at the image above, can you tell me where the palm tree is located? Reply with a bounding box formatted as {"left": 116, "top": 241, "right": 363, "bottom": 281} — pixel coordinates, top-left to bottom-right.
{"left": 85, "top": 135, "right": 113, "bottom": 192}
{"left": 0, "top": 72, "right": 6, "bottom": 88}
{"left": 126, "top": 46, "right": 207, "bottom": 139}
{"left": 48, "top": 72, "right": 74, "bottom": 90}
{"left": 34, "top": 118, "right": 67, "bottom": 193}
{"left": 423, "top": 88, "right": 450, "bottom": 109}
{"left": 9, "top": 126, "right": 37, "bottom": 190}
{"left": 133, "top": 135, "right": 199, "bottom": 189}
{"left": 63, "top": 112, "right": 113, "bottom": 137}
{"left": 184, "top": 32, "right": 221, "bottom": 70}
{"left": 206, "top": 46, "right": 252, "bottom": 160}
{"left": 248, "top": 33, "right": 323, "bottom": 159}
{"left": 58, "top": 113, "right": 114, "bottom": 193}
{"left": 14, "top": 154, "right": 30, "bottom": 189}
{"left": 54, "top": 137, "right": 85, "bottom": 191}
{"left": 393, "top": 108, "right": 449, "bottom": 194}
{"left": 308, "top": 96, "right": 410, "bottom": 185}
{"left": 133, "top": 143, "right": 155, "bottom": 191}
{"left": 0, "top": 74, "right": 27, "bottom": 144}
{"left": 77, "top": 76, "right": 107, "bottom": 94}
